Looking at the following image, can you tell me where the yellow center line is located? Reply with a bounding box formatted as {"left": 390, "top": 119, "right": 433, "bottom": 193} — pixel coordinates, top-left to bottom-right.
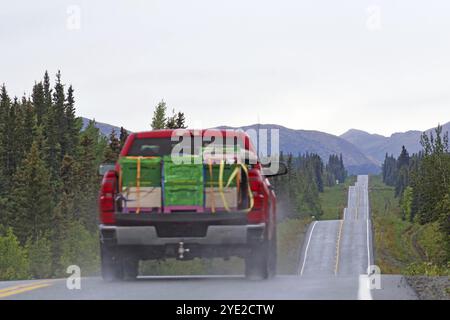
{"left": 334, "top": 219, "right": 344, "bottom": 275}
{"left": 0, "top": 281, "right": 52, "bottom": 298}
{"left": 0, "top": 281, "right": 48, "bottom": 293}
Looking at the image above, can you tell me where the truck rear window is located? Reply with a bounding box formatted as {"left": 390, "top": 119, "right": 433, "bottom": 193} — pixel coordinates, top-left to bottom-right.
{"left": 126, "top": 136, "right": 246, "bottom": 157}
{"left": 127, "top": 138, "right": 179, "bottom": 156}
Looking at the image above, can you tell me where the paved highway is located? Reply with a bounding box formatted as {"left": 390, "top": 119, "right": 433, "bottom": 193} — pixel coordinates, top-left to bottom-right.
{"left": 0, "top": 175, "right": 417, "bottom": 300}
{"left": 300, "top": 175, "right": 371, "bottom": 277}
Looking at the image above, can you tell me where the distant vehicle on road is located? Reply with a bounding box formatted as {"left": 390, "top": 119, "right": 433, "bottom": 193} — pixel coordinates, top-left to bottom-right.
{"left": 98, "top": 129, "right": 287, "bottom": 281}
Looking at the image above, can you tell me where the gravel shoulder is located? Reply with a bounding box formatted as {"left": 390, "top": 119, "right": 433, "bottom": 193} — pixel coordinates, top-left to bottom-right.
{"left": 405, "top": 276, "right": 449, "bottom": 300}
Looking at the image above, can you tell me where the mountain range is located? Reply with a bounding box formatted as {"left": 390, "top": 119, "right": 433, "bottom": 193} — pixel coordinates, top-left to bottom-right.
{"left": 340, "top": 122, "right": 450, "bottom": 165}
{"left": 81, "top": 117, "right": 123, "bottom": 136}
{"left": 81, "top": 116, "right": 449, "bottom": 175}
{"left": 217, "top": 124, "right": 380, "bottom": 175}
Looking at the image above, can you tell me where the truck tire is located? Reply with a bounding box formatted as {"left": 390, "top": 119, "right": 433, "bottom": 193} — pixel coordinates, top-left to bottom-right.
{"left": 268, "top": 229, "right": 277, "bottom": 278}
{"left": 245, "top": 233, "right": 276, "bottom": 280}
{"left": 100, "top": 243, "right": 124, "bottom": 281}
{"left": 122, "top": 257, "right": 139, "bottom": 281}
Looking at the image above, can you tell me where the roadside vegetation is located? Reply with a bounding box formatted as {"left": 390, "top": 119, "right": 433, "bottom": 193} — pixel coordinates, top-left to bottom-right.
{"left": 371, "top": 175, "right": 448, "bottom": 275}
{"left": 0, "top": 73, "right": 191, "bottom": 280}
{"left": 319, "top": 176, "right": 356, "bottom": 220}
{"left": 372, "top": 126, "right": 450, "bottom": 276}
{"left": 0, "top": 72, "right": 112, "bottom": 280}
{"left": 370, "top": 175, "right": 424, "bottom": 273}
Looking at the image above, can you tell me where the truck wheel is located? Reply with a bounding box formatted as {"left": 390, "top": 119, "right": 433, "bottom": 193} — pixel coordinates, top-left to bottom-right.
{"left": 268, "top": 229, "right": 277, "bottom": 279}
{"left": 101, "top": 243, "right": 124, "bottom": 281}
{"left": 122, "top": 257, "right": 139, "bottom": 281}
{"left": 245, "top": 231, "right": 277, "bottom": 280}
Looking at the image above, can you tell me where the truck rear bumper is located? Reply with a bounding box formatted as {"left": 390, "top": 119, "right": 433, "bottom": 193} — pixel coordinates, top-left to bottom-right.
{"left": 100, "top": 223, "right": 266, "bottom": 246}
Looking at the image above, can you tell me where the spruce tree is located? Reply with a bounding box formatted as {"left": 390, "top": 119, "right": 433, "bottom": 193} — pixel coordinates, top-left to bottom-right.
{"left": 50, "top": 154, "right": 78, "bottom": 275}
{"left": 395, "top": 146, "right": 410, "bottom": 197}
{"left": 119, "top": 126, "right": 129, "bottom": 149}
{"left": 175, "top": 112, "right": 187, "bottom": 129}
{"left": 43, "top": 102, "right": 62, "bottom": 181}
{"left": 166, "top": 108, "right": 177, "bottom": 129}
{"left": 74, "top": 128, "right": 101, "bottom": 232}
{"left": 42, "top": 72, "right": 61, "bottom": 181}
{"left": 5, "top": 97, "right": 20, "bottom": 181}
{"left": 81, "top": 120, "right": 108, "bottom": 167}
{"left": 32, "top": 82, "right": 46, "bottom": 126}
{"left": 382, "top": 154, "right": 397, "bottom": 186}
{"left": 0, "top": 85, "right": 11, "bottom": 193}
{"left": 21, "top": 97, "right": 36, "bottom": 155}
{"left": 52, "top": 70, "right": 67, "bottom": 158}
{"left": 8, "top": 137, "right": 53, "bottom": 243}
{"left": 151, "top": 100, "right": 167, "bottom": 129}
{"left": 64, "top": 85, "right": 80, "bottom": 157}
{"left": 104, "top": 129, "right": 121, "bottom": 162}
{"left": 166, "top": 108, "right": 187, "bottom": 129}
{"left": 411, "top": 126, "right": 450, "bottom": 225}
{"left": 43, "top": 71, "right": 52, "bottom": 106}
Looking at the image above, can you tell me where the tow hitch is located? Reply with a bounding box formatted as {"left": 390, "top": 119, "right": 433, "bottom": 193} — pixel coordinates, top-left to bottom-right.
{"left": 178, "top": 242, "right": 190, "bottom": 259}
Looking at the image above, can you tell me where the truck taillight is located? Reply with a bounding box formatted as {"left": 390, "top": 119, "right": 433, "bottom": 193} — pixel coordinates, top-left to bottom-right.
{"left": 250, "top": 179, "right": 265, "bottom": 211}
{"left": 99, "top": 171, "right": 117, "bottom": 225}
{"left": 247, "top": 168, "right": 267, "bottom": 223}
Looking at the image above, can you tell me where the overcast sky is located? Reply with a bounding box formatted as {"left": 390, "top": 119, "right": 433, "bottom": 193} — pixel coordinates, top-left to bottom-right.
{"left": 1, "top": 0, "right": 449, "bottom": 136}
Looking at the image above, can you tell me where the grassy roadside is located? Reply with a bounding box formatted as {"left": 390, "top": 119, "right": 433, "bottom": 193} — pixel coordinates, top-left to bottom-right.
{"left": 276, "top": 218, "right": 310, "bottom": 274}
{"left": 369, "top": 175, "right": 449, "bottom": 275}
{"left": 369, "top": 175, "right": 420, "bottom": 273}
{"left": 319, "top": 176, "right": 356, "bottom": 220}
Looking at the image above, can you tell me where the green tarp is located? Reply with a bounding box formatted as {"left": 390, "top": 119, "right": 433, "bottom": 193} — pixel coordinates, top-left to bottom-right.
{"left": 119, "top": 157, "right": 162, "bottom": 189}
{"left": 163, "top": 155, "right": 203, "bottom": 186}
{"left": 163, "top": 156, "right": 204, "bottom": 206}
{"left": 164, "top": 185, "right": 204, "bottom": 206}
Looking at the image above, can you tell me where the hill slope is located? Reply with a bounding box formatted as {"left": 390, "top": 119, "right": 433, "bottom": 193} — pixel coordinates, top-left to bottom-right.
{"left": 81, "top": 117, "right": 124, "bottom": 137}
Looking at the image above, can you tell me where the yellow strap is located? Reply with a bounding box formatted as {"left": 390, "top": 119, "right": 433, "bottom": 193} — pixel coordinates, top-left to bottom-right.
{"left": 218, "top": 160, "right": 230, "bottom": 211}
{"left": 238, "top": 163, "right": 254, "bottom": 213}
{"left": 119, "top": 168, "right": 123, "bottom": 191}
{"left": 236, "top": 168, "right": 241, "bottom": 204}
{"left": 124, "top": 156, "right": 158, "bottom": 159}
{"left": 208, "top": 159, "right": 215, "bottom": 213}
{"left": 225, "top": 166, "right": 240, "bottom": 187}
{"left": 219, "top": 161, "right": 254, "bottom": 213}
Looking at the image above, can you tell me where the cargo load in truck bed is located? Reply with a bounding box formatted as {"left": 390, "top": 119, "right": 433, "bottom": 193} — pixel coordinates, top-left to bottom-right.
{"left": 119, "top": 157, "right": 162, "bottom": 188}
{"left": 117, "top": 153, "right": 250, "bottom": 214}
{"left": 163, "top": 155, "right": 204, "bottom": 212}
{"left": 118, "top": 157, "right": 162, "bottom": 213}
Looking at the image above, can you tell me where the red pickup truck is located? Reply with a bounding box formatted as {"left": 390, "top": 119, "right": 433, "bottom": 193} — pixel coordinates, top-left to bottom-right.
{"left": 98, "top": 129, "right": 286, "bottom": 280}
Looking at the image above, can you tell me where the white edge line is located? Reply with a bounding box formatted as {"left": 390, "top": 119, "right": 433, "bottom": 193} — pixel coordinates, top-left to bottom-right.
{"left": 359, "top": 175, "right": 373, "bottom": 300}
{"left": 299, "top": 221, "right": 317, "bottom": 276}
{"left": 366, "top": 215, "right": 371, "bottom": 272}
{"left": 358, "top": 275, "right": 373, "bottom": 300}
{"left": 366, "top": 179, "right": 371, "bottom": 273}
